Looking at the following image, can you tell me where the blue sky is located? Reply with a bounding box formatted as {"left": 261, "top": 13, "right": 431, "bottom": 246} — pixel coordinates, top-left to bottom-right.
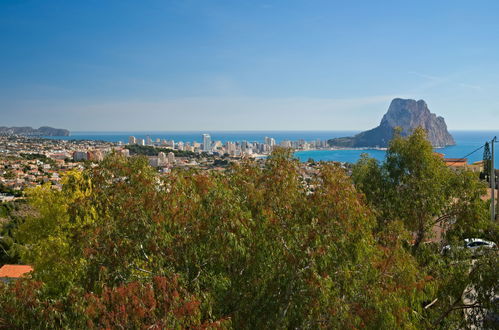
{"left": 1, "top": 0, "right": 499, "bottom": 131}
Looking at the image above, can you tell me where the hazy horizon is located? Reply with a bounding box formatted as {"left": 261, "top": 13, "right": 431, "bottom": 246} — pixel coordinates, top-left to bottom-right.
{"left": 2, "top": 1, "right": 499, "bottom": 131}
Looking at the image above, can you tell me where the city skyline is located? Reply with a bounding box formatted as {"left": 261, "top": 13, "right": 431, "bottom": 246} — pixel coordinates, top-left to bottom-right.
{"left": 1, "top": 1, "right": 499, "bottom": 131}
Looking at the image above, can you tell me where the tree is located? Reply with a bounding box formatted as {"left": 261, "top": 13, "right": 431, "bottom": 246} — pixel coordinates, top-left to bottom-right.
{"left": 353, "top": 128, "right": 498, "bottom": 328}
{"left": 15, "top": 171, "right": 95, "bottom": 295}
{"left": 0, "top": 276, "right": 223, "bottom": 329}
{"left": 353, "top": 128, "right": 488, "bottom": 249}
{"left": 483, "top": 142, "right": 491, "bottom": 182}
{"left": 4, "top": 147, "right": 495, "bottom": 328}
{"left": 3, "top": 170, "right": 15, "bottom": 180}
{"left": 0, "top": 201, "right": 30, "bottom": 265}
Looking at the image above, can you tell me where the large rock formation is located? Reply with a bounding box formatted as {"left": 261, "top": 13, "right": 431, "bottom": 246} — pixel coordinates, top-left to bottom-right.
{"left": 328, "top": 98, "right": 455, "bottom": 148}
{"left": 0, "top": 126, "right": 70, "bottom": 137}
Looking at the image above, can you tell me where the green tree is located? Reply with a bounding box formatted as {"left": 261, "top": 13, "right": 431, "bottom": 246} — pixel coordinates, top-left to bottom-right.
{"left": 4, "top": 147, "right": 494, "bottom": 328}
{"left": 16, "top": 171, "right": 96, "bottom": 295}
{"left": 3, "top": 170, "right": 15, "bottom": 180}
{"left": 353, "top": 128, "right": 498, "bottom": 328}
{"left": 0, "top": 201, "right": 29, "bottom": 265}
{"left": 353, "top": 128, "right": 488, "bottom": 249}
{"left": 482, "top": 142, "right": 491, "bottom": 182}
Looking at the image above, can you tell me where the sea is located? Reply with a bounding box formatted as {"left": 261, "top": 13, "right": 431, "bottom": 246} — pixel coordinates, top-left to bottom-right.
{"left": 47, "top": 130, "right": 499, "bottom": 164}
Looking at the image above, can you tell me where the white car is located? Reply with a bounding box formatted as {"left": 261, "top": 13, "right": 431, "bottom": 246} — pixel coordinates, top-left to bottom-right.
{"left": 442, "top": 238, "right": 497, "bottom": 256}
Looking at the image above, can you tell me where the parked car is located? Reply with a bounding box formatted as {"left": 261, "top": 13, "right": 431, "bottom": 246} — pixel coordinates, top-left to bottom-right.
{"left": 442, "top": 238, "right": 497, "bottom": 256}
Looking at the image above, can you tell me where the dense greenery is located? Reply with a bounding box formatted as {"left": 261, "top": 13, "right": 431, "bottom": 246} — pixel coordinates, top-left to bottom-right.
{"left": 352, "top": 128, "right": 498, "bottom": 328}
{"left": 19, "top": 153, "right": 56, "bottom": 166}
{"left": 0, "top": 201, "right": 25, "bottom": 264}
{"left": 0, "top": 183, "right": 23, "bottom": 197}
{"left": 353, "top": 128, "right": 492, "bottom": 248}
{"left": 0, "top": 132, "right": 497, "bottom": 329}
{"left": 126, "top": 144, "right": 209, "bottom": 158}
{"left": 482, "top": 142, "right": 492, "bottom": 182}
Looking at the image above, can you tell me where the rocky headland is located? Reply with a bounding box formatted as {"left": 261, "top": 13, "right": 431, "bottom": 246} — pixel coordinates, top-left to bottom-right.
{"left": 0, "top": 126, "right": 70, "bottom": 137}
{"left": 328, "top": 98, "right": 455, "bottom": 148}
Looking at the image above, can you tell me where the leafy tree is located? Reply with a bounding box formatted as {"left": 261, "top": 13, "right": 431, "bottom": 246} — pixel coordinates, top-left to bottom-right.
{"left": 3, "top": 170, "right": 15, "bottom": 180}
{"left": 1, "top": 146, "right": 494, "bottom": 328}
{"left": 20, "top": 153, "right": 56, "bottom": 166}
{"left": 126, "top": 144, "right": 209, "bottom": 158}
{"left": 16, "top": 171, "right": 96, "bottom": 295}
{"left": 0, "top": 201, "right": 30, "bottom": 265}
{"left": 482, "top": 142, "right": 491, "bottom": 182}
{"left": 353, "top": 128, "right": 488, "bottom": 249}
{"left": 0, "top": 276, "right": 224, "bottom": 329}
{"left": 353, "top": 128, "right": 498, "bottom": 328}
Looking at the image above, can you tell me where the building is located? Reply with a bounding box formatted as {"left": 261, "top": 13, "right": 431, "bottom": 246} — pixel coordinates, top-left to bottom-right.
{"left": 264, "top": 137, "right": 276, "bottom": 147}
{"left": 158, "top": 152, "right": 167, "bottom": 166}
{"left": 0, "top": 264, "right": 33, "bottom": 283}
{"left": 128, "top": 136, "right": 137, "bottom": 145}
{"left": 149, "top": 157, "right": 160, "bottom": 167}
{"left": 87, "top": 150, "right": 104, "bottom": 162}
{"left": 73, "top": 151, "right": 88, "bottom": 161}
{"left": 121, "top": 149, "right": 130, "bottom": 157}
{"left": 167, "top": 152, "right": 175, "bottom": 164}
{"left": 468, "top": 160, "right": 484, "bottom": 174}
{"left": 443, "top": 158, "right": 468, "bottom": 171}
{"left": 436, "top": 153, "right": 482, "bottom": 173}
{"left": 202, "top": 134, "right": 212, "bottom": 152}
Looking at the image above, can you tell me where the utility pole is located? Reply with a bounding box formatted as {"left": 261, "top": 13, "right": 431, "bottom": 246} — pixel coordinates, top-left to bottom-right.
{"left": 492, "top": 137, "right": 496, "bottom": 221}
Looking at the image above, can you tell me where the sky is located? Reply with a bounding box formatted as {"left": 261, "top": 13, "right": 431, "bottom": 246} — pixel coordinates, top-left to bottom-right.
{"left": 1, "top": 0, "right": 499, "bottom": 131}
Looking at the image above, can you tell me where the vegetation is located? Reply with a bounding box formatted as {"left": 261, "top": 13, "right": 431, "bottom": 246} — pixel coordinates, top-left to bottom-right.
{"left": 20, "top": 153, "right": 56, "bottom": 166}
{"left": 353, "top": 128, "right": 491, "bottom": 249}
{"left": 482, "top": 141, "right": 492, "bottom": 182}
{"left": 126, "top": 144, "right": 209, "bottom": 158}
{"left": 0, "top": 201, "right": 26, "bottom": 264}
{"left": 0, "top": 183, "right": 23, "bottom": 197}
{"left": 352, "top": 128, "right": 498, "bottom": 328}
{"left": 0, "top": 132, "right": 497, "bottom": 329}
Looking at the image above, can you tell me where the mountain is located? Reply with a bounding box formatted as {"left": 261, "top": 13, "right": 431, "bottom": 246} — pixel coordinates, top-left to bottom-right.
{"left": 0, "top": 126, "right": 70, "bottom": 137}
{"left": 328, "top": 98, "right": 455, "bottom": 148}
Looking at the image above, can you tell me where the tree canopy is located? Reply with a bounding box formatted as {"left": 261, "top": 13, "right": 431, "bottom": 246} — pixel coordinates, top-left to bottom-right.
{"left": 0, "top": 139, "right": 497, "bottom": 329}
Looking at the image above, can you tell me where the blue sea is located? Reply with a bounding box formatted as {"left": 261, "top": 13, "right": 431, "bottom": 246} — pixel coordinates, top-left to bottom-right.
{"left": 47, "top": 130, "right": 499, "bottom": 164}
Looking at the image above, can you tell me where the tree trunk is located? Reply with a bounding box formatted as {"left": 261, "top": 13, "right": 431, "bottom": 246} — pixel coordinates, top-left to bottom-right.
{"left": 413, "top": 220, "right": 425, "bottom": 251}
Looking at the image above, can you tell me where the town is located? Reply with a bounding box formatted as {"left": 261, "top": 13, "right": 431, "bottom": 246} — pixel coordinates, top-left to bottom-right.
{"left": 2, "top": 132, "right": 495, "bottom": 203}
{"left": 0, "top": 134, "right": 342, "bottom": 199}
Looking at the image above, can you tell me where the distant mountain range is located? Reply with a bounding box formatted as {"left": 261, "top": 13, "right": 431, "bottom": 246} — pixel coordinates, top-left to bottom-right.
{"left": 328, "top": 98, "right": 455, "bottom": 148}
{"left": 0, "top": 126, "right": 70, "bottom": 137}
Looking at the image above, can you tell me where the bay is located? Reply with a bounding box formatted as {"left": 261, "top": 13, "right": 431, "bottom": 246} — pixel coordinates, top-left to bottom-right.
{"left": 47, "top": 130, "right": 499, "bottom": 164}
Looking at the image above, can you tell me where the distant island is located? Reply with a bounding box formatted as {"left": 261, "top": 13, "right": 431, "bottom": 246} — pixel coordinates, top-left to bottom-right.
{"left": 0, "top": 126, "right": 70, "bottom": 137}
{"left": 328, "top": 98, "right": 455, "bottom": 148}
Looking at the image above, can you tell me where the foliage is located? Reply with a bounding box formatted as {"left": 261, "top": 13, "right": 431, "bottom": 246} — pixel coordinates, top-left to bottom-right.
{"left": 0, "top": 277, "right": 225, "bottom": 329}
{"left": 126, "top": 144, "right": 208, "bottom": 158}
{"left": 353, "top": 128, "right": 489, "bottom": 247}
{"left": 0, "top": 183, "right": 23, "bottom": 197}
{"left": 2, "top": 171, "right": 16, "bottom": 180}
{"left": 482, "top": 142, "right": 491, "bottom": 182}
{"left": 20, "top": 153, "right": 56, "bottom": 166}
{"left": 0, "top": 201, "right": 29, "bottom": 265}
{"left": 0, "top": 144, "right": 495, "bottom": 328}
{"left": 16, "top": 172, "right": 95, "bottom": 295}
{"left": 352, "top": 128, "right": 498, "bottom": 328}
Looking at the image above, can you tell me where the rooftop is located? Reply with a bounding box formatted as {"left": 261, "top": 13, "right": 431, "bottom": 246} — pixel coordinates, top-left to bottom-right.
{"left": 0, "top": 264, "right": 33, "bottom": 278}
